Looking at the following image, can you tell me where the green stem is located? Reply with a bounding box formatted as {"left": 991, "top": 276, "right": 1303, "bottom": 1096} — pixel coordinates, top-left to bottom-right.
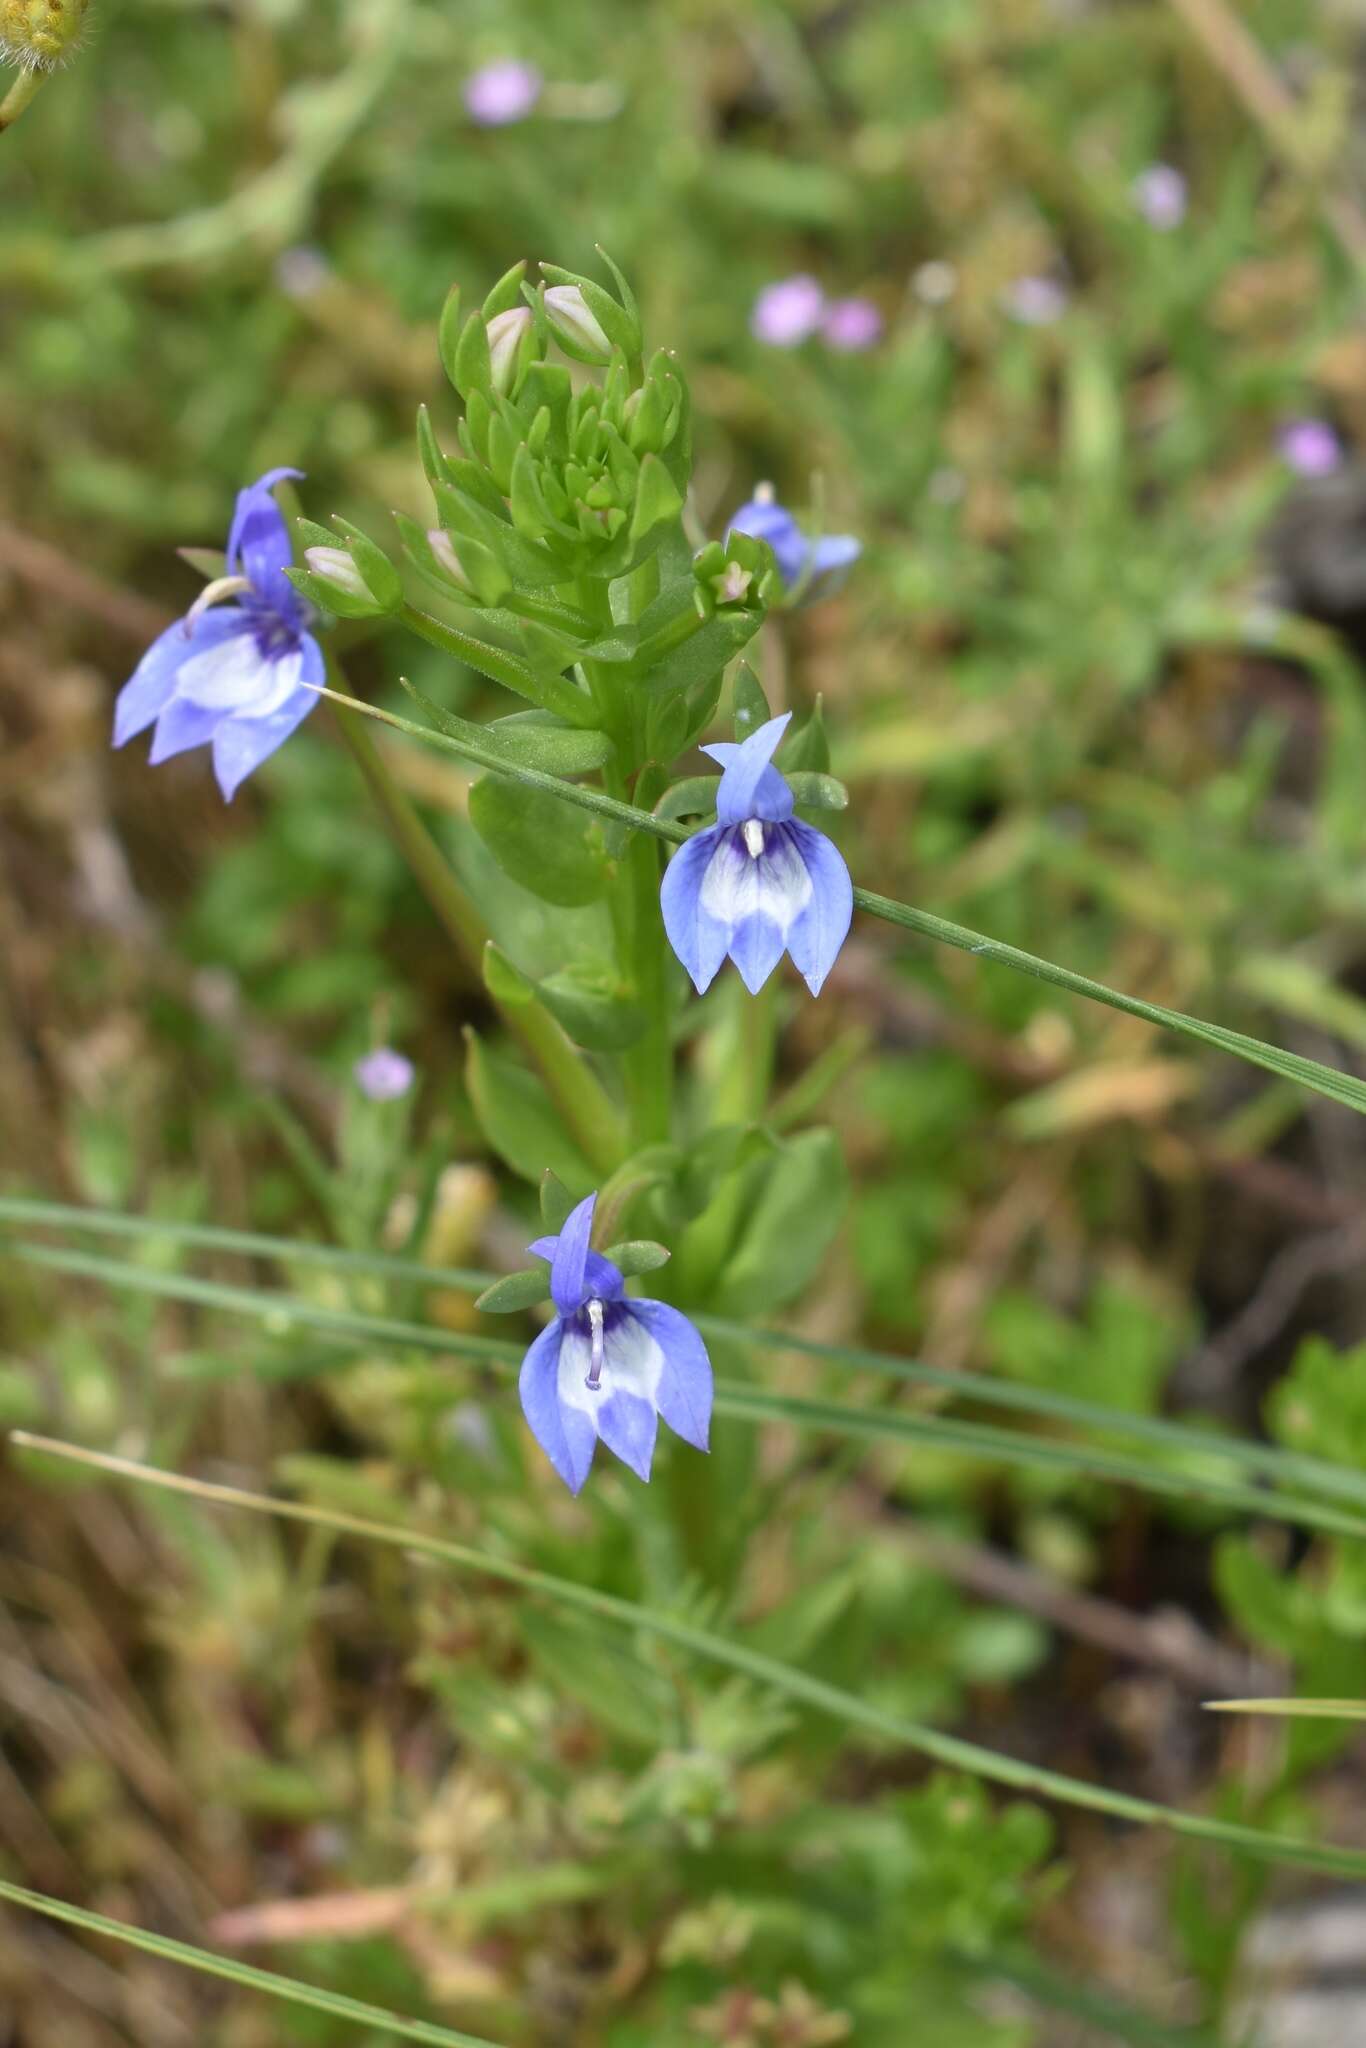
{"left": 327, "top": 677, "right": 626, "bottom": 1178}
{"left": 0, "top": 68, "right": 45, "bottom": 133}
{"left": 400, "top": 603, "right": 597, "bottom": 728}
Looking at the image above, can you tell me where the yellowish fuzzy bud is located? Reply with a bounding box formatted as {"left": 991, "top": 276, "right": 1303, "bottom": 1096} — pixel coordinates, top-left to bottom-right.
{"left": 1, "top": 0, "right": 88, "bottom": 69}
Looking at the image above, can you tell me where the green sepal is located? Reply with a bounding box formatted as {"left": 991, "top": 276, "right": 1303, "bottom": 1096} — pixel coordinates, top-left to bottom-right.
{"left": 438, "top": 284, "right": 462, "bottom": 392}
{"left": 605, "top": 1240, "right": 670, "bottom": 1277}
{"left": 786, "top": 771, "right": 848, "bottom": 812}
{"left": 330, "top": 517, "right": 403, "bottom": 613}
{"left": 464, "top": 1029, "right": 593, "bottom": 1193}
{"left": 284, "top": 564, "right": 367, "bottom": 619}
{"left": 177, "top": 546, "right": 228, "bottom": 582}
{"left": 482, "top": 259, "right": 528, "bottom": 321}
{"left": 452, "top": 308, "right": 493, "bottom": 401}
{"left": 641, "top": 611, "right": 761, "bottom": 702}
{"left": 540, "top": 1169, "right": 575, "bottom": 1231}
{"left": 781, "top": 696, "right": 830, "bottom": 774}
{"left": 474, "top": 1266, "right": 552, "bottom": 1314}
{"left": 415, "top": 405, "right": 452, "bottom": 488}
{"left": 482, "top": 941, "right": 535, "bottom": 1007}
{"left": 733, "top": 662, "right": 771, "bottom": 739}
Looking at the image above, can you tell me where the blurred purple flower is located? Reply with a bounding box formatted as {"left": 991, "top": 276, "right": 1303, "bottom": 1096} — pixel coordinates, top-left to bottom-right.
{"left": 1132, "top": 163, "right": 1187, "bottom": 230}
{"left": 1003, "top": 275, "right": 1067, "bottom": 325}
{"left": 519, "top": 1193, "right": 712, "bottom": 1493}
{"left": 113, "top": 469, "right": 322, "bottom": 802}
{"left": 464, "top": 60, "right": 542, "bottom": 127}
{"left": 354, "top": 1047, "right": 415, "bottom": 1102}
{"left": 750, "top": 274, "right": 825, "bottom": 347}
{"left": 1279, "top": 418, "right": 1342, "bottom": 478}
{"left": 822, "top": 297, "right": 883, "bottom": 352}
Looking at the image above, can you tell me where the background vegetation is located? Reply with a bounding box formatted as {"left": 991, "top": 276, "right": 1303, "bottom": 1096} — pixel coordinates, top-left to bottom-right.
{"left": 3, "top": 0, "right": 1366, "bottom": 2041}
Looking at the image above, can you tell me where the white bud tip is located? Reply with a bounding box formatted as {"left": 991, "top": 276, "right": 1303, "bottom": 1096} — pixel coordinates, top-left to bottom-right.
{"left": 305, "top": 546, "right": 370, "bottom": 600}
{"left": 544, "top": 285, "right": 612, "bottom": 360}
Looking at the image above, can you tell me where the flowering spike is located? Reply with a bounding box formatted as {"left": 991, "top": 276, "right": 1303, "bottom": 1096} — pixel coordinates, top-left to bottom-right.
{"left": 518, "top": 1195, "right": 712, "bottom": 1492}
{"left": 662, "top": 714, "right": 853, "bottom": 997}
{"left": 112, "top": 469, "right": 323, "bottom": 802}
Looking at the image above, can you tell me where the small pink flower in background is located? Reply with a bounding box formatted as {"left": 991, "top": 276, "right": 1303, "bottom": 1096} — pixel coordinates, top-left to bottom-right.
{"left": 750, "top": 274, "right": 825, "bottom": 347}
{"left": 1278, "top": 419, "right": 1343, "bottom": 478}
{"left": 463, "top": 60, "right": 542, "bottom": 127}
{"left": 1132, "top": 163, "right": 1187, "bottom": 229}
{"left": 354, "top": 1047, "right": 415, "bottom": 1102}
{"left": 822, "top": 297, "right": 883, "bottom": 352}
{"left": 1002, "top": 274, "right": 1067, "bottom": 326}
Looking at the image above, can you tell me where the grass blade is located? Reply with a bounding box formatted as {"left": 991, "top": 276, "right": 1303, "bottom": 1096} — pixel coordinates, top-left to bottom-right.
{"left": 0, "top": 1877, "right": 502, "bottom": 2048}
{"left": 12, "top": 1432, "right": 1366, "bottom": 1882}
{"left": 1205, "top": 1699, "right": 1366, "bottom": 1719}
{"left": 10, "top": 1232, "right": 1366, "bottom": 1542}
{"left": 314, "top": 686, "right": 1366, "bottom": 1120}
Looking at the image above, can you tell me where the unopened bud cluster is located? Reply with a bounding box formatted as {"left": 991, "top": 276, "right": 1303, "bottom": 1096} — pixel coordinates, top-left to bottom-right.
{"left": 1, "top": 0, "right": 88, "bottom": 68}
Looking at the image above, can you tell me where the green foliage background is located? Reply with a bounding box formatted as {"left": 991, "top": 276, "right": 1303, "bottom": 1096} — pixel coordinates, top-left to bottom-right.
{"left": 4, "top": 0, "right": 1366, "bottom": 2043}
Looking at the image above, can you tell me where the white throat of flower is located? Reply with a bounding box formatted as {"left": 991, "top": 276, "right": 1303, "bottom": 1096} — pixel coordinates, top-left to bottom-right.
{"left": 742, "top": 818, "right": 766, "bottom": 859}
{"left": 585, "top": 1297, "right": 605, "bottom": 1390}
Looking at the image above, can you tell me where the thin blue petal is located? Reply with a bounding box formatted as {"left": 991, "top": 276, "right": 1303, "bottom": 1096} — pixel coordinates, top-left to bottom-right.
{"left": 529, "top": 1237, "right": 624, "bottom": 1301}
{"left": 627, "top": 1300, "right": 712, "bottom": 1452}
{"left": 784, "top": 820, "right": 854, "bottom": 995}
{"left": 595, "top": 1390, "right": 658, "bottom": 1483}
{"left": 702, "top": 713, "right": 793, "bottom": 826}
{"left": 226, "top": 468, "right": 304, "bottom": 619}
{"left": 727, "top": 498, "right": 807, "bottom": 586}
{"left": 518, "top": 1318, "right": 595, "bottom": 1493}
{"left": 212, "top": 678, "right": 317, "bottom": 801}
{"left": 148, "top": 695, "right": 224, "bottom": 764}
{"left": 727, "top": 913, "right": 787, "bottom": 995}
{"left": 661, "top": 825, "right": 732, "bottom": 993}
{"left": 113, "top": 608, "right": 251, "bottom": 747}
{"left": 808, "top": 534, "right": 861, "bottom": 578}
{"left": 549, "top": 1193, "right": 596, "bottom": 1316}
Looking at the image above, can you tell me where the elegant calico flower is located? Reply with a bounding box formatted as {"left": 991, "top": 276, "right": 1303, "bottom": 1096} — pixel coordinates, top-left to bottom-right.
{"left": 726, "top": 484, "right": 860, "bottom": 598}
{"left": 661, "top": 712, "right": 853, "bottom": 997}
{"left": 822, "top": 296, "right": 883, "bottom": 352}
{"left": 353, "top": 1047, "right": 415, "bottom": 1102}
{"left": 1132, "top": 163, "right": 1187, "bottom": 229}
{"left": 463, "top": 59, "right": 542, "bottom": 126}
{"left": 112, "top": 468, "right": 322, "bottom": 801}
{"left": 518, "top": 1194, "right": 712, "bottom": 1493}
{"left": 1279, "top": 418, "right": 1342, "bottom": 479}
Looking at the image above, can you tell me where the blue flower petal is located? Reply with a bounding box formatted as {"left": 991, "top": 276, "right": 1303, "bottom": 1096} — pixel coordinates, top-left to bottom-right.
{"left": 212, "top": 675, "right": 318, "bottom": 801}
{"left": 661, "top": 825, "right": 733, "bottom": 994}
{"left": 727, "top": 497, "right": 807, "bottom": 586}
{"left": 629, "top": 1300, "right": 712, "bottom": 1451}
{"left": 518, "top": 1318, "right": 596, "bottom": 1493}
{"left": 702, "top": 713, "right": 792, "bottom": 826}
{"left": 528, "top": 1238, "right": 625, "bottom": 1300}
{"left": 727, "top": 912, "right": 788, "bottom": 995}
{"left": 594, "top": 1390, "right": 658, "bottom": 1483}
{"left": 548, "top": 1192, "right": 596, "bottom": 1316}
{"left": 113, "top": 607, "right": 251, "bottom": 747}
{"left": 808, "top": 534, "right": 861, "bottom": 580}
{"left": 227, "top": 468, "right": 305, "bottom": 620}
{"left": 784, "top": 820, "right": 854, "bottom": 995}
{"left": 148, "top": 695, "right": 225, "bottom": 764}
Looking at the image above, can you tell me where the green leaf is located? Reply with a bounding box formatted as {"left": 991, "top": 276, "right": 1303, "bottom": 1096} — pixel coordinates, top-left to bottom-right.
{"left": 629, "top": 452, "right": 684, "bottom": 546}
{"left": 0, "top": 1879, "right": 498, "bottom": 2048}
{"left": 717, "top": 1128, "right": 849, "bottom": 1315}
{"left": 781, "top": 695, "right": 830, "bottom": 773}
{"left": 786, "top": 771, "right": 848, "bottom": 812}
{"left": 463, "top": 1030, "right": 594, "bottom": 1193}
{"left": 605, "top": 1240, "right": 671, "bottom": 1276}
{"left": 655, "top": 776, "right": 719, "bottom": 822}
{"left": 733, "top": 660, "right": 770, "bottom": 739}
{"left": 474, "top": 1267, "right": 552, "bottom": 1314}
{"left": 536, "top": 962, "right": 645, "bottom": 1050}
{"left": 469, "top": 775, "right": 611, "bottom": 906}
{"left": 540, "top": 1170, "right": 574, "bottom": 1231}
{"left": 481, "top": 941, "right": 534, "bottom": 1007}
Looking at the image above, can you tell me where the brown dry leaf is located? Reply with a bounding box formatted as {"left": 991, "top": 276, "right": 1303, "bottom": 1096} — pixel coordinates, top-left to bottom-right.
{"left": 1006, "top": 1059, "right": 1198, "bottom": 1139}
{"left": 209, "top": 1887, "right": 409, "bottom": 1947}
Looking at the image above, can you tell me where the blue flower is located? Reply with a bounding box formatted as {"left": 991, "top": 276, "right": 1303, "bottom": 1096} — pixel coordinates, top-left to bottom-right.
{"left": 727, "top": 484, "right": 860, "bottom": 599}
{"left": 660, "top": 712, "right": 853, "bottom": 997}
{"left": 112, "top": 468, "right": 323, "bottom": 801}
{"left": 518, "top": 1193, "right": 712, "bottom": 1494}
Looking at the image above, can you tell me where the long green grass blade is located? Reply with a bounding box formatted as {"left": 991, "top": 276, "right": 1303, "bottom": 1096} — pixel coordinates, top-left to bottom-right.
{"left": 12, "top": 1236, "right": 1366, "bottom": 1540}
{"left": 8, "top": 1199, "right": 1366, "bottom": 1513}
{"left": 0, "top": 1877, "right": 502, "bottom": 2048}
{"left": 11, "top": 1433, "right": 1366, "bottom": 1881}
{"left": 315, "top": 686, "right": 1366, "bottom": 1119}
{"left": 961, "top": 1948, "right": 1220, "bottom": 2047}
{"left": 1206, "top": 1699, "right": 1366, "bottom": 1719}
